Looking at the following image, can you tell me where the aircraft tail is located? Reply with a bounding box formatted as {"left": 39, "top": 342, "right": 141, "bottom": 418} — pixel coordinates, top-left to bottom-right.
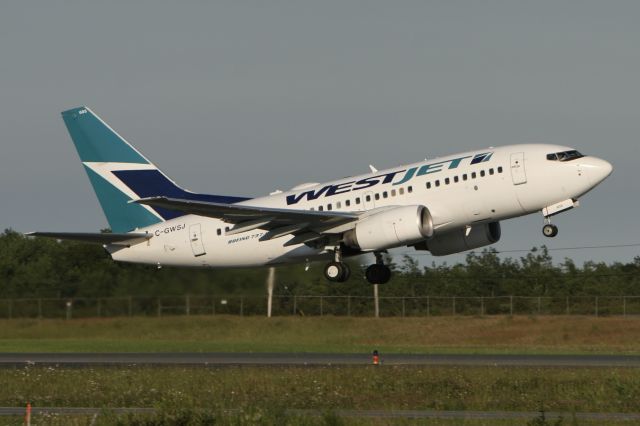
{"left": 62, "top": 106, "right": 249, "bottom": 233}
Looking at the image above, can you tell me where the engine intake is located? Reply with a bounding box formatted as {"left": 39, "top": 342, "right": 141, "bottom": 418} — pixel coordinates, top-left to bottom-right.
{"left": 344, "top": 205, "right": 433, "bottom": 251}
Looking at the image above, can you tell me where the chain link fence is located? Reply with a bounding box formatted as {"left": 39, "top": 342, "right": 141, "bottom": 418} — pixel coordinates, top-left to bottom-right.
{"left": 1, "top": 294, "right": 640, "bottom": 319}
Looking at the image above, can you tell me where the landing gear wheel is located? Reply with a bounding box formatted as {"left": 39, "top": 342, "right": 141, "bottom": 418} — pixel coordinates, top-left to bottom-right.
{"left": 365, "top": 264, "right": 391, "bottom": 284}
{"left": 324, "top": 261, "right": 350, "bottom": 282}
{"left": 542, "top": 223, "right": 558, "bottom": 238}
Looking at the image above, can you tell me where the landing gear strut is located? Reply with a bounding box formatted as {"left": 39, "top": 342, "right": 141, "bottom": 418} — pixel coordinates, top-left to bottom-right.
{"left": 324, "top": 247, "right": 351, "bottom": 282}
{"left": 542, "top": 218, "right": 558, "bottom": 238}
{"left": 365, "top": 252, "right": 391, "bottom": 284}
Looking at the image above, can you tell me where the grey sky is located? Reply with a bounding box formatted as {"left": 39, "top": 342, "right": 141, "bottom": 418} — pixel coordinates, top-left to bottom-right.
{"left": 1, "top": 1, "right": 638, "bottom": 266}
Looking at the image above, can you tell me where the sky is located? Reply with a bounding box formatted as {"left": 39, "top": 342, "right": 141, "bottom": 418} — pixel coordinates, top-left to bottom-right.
{"left": 0, "top": 1, "right": 638, "bottom": 267}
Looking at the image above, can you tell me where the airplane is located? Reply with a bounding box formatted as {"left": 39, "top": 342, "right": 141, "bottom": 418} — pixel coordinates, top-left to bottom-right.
{"left": 28, "top": 106, "right": 613, "bottom": 284}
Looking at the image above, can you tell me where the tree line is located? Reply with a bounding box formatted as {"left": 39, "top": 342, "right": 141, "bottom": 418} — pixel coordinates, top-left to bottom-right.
{"left": 0, "top": 229, "right": 638, "bottom": 299}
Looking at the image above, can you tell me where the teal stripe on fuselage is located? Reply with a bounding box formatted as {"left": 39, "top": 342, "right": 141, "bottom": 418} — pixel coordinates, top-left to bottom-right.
{"left": 62, "top": 107, "right": 149, "bottom": 164}
{"left": 83, "top": 165, "right": 162, "bottom": 232}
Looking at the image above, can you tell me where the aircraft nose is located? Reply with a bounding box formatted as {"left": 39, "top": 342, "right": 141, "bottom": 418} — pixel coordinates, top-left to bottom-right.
{"left": 582, "top": 157, "right": 613, "bottom": 184}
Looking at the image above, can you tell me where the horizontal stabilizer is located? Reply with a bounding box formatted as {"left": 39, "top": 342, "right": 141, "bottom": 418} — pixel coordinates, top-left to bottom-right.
{"left": 26, "top": 232, "right": 151, "bottom": 245}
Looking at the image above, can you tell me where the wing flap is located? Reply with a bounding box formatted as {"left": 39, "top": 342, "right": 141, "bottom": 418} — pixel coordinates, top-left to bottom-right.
{"left": 26, "top": 232, "right": 151, "bottom": 246}
{"left": 133, "top": 197, "right": 359, "bottom": 237}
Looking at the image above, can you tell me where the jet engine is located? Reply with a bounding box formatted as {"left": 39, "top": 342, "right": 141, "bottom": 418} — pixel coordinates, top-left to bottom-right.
{"left": 422, "top": 222, "right": 501, "bottom": 256}
{"left": 343, "top": 205, "right": 434, "bottom": 251}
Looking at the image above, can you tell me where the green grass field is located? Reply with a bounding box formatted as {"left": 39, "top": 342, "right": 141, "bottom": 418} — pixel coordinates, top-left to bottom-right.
{"left": 1, "top": 365, "right": 639, "bottom": 425}
{"left": 0, "top": 315, "right": 639, "bottom": 354}
{"left": 3, "top": 315, "right": 640, "bottom": 425}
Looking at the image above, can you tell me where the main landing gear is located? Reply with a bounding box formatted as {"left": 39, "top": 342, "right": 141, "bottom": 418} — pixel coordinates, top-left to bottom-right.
{"left": 324, "top": 247, "right": 351, "bottom": 283}
{"left": 542, "top": 218, "right": 559, "bottom": 238}
{"left": 323, "top": 249, "right": 391, "bottom": 284}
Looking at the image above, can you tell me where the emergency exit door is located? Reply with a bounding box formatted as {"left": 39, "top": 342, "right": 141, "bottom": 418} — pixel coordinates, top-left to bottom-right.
{"left": 510, "top": 152, "right": 527, "bottom": 185}
{"left": 189, "top": 224, "right": 206, "bottom": 257}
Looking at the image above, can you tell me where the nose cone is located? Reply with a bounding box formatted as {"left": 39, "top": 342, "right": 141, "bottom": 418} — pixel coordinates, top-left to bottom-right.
{"left": 583, "top": 157, "right": 613, "bottom": 185}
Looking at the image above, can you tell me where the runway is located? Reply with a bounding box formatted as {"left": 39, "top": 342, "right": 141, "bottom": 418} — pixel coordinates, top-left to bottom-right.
{"left": 1, "top": 352, "right": 639, "bottom": 367}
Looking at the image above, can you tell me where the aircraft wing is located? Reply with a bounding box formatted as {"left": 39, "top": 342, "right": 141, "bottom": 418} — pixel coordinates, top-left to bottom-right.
{"left": 26, "top": 232, "right": 151, "bottom": 245}
{"left": 133, "top": 196, "right": 360, "bottom": 245}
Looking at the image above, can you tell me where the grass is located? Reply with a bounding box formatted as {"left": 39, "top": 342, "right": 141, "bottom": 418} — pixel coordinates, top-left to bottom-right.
{"left": 1, "top": 365, "right": 640, "bottom": 425}
{"left": 0, "top": 315, "right": 640, "bottom": 354}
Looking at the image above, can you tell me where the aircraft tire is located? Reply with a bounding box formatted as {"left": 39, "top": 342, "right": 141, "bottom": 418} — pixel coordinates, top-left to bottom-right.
{"left": 365, "top": 264, "right": 391, "bottom": 284}
{"left": 324, "top": 262, "right": 349, "bottom": 282}
{"left": 542, "top": 224, "right": 558, "bottom": 238}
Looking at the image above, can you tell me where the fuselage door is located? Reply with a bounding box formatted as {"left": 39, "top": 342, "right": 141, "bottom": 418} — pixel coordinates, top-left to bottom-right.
{"left": 363, "top": 191, "right": 375, "bottom": 210}
{"left": 189, "top": 223, "right": 206, "bottom": 257}
{"left": 510, "top": 152, "right": 527, "bottom": 185}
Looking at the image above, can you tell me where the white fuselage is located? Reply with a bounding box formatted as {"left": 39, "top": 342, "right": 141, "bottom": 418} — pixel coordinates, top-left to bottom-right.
{"left": 108, "top": 144, "right": 611, "bottom": 268}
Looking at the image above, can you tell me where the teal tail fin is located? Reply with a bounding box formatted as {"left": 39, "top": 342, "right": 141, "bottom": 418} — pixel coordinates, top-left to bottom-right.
{"left": 62, "top": 106, "right": 250, "bottom": 233}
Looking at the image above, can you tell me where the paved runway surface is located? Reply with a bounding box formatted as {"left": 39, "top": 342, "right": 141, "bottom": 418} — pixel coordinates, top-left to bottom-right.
{"left": 1, "top": 352, "right": 639, "bottom": 367}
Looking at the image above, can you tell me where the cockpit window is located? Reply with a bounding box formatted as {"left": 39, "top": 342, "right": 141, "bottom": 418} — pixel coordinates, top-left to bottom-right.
{"left": 546, "top": 150, "right": 584, "bottom": 162}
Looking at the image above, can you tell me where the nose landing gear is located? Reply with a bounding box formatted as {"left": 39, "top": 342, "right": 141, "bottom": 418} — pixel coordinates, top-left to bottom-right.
{"left": 542, "top": 220, "right": 558, "bottom": 238}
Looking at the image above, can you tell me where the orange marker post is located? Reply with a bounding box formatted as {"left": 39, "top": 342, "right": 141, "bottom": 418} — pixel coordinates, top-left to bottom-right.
{"left": 372, "top": 350, "right": 380, "bottom": 365}
{"left": 25, "top": 402, "right": 31, "bottom": 426}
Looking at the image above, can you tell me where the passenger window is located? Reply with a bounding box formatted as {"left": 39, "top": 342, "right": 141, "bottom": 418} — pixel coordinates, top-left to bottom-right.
{"left": 383, "top": 191, "right": 388, "bottom": 199}
{"left": 310, "top": 207, "right": 314, "bottom": 211}
{"left": 454, "top": 176, "right": 459, "bottom": 183}
{"left": 399, "top": 188, "right": 404, "bottom": 195}
{"left": 391, "top": 189, "right": 396, "bottom": 197}
{"left": 217, "top": 229, "right": 221, "bottom": 236}
{"left": 435, "top": 180, "right": 440, "bottom": 187}
{"left": 365, "top": 195, "right": 371, "bottom": 202}
{"left": 480, "top": 170, "right": 485, "bottom": 177}
{"left": 445, "top": 177, "right": 450, "bottom": 185}
{"left": 319, "top": 205, "right": 324, "bottom": 211}
{"left": 345, "top": 199, "right": 351, "bottom": 207}
{"left": 408, "top": 186, "right": 413, "bottom": 193}
{"left": 327, "top": 204, "right": 332, "bottom": 211}
{"left": 489, "top": 168, "right": 494, "bottom": 175}
{"left": 498, "top": 167, "right": 503, "bottom": 173}
{"left": 426, "top": 182, "right": 431, "bottom": 189}
{"left": 225, "top": 227, "right": 230, "bottom": 232}
{"left": 374, "top": 193, "right": 380, "bottom": 200}
{"left": 463, "top": 174, "right": 468, "bottom": 181}
{"left": 356, "top": 197, "right": 361, "bottom": 204}
{"left": 471, "top": 172, "right": 477, "bottom": 179}
{"left": 336, "top": 201, "right": 341, "bottom": 209}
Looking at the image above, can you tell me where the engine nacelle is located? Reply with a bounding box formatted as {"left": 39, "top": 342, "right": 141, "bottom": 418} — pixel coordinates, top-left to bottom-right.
{"left": 343, "top": 205, "right": 434, "bottom": 251}
{"left": 425, "top": 222, "right": 501, "bottom": 256}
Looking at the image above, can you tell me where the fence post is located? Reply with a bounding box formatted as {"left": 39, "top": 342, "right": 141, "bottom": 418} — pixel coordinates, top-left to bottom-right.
{"left": 347, "top": 296, "right": 351, "bottom": 317}
{"left": 510, "top": 296, "right": 513, "bottom": 316}
{"left": 292, "top": 295, "right": 297, "bottom": 315}
{"left": 38, "top": 299, "right": 42, "bottom": 319}
{"left": 66, "top": 300, "right": 72, "bottom": 320}
{"left": 128, "top": 296, "right": 133, "bottom": 317}
{"left": 240, "top": 297, "right": 244, "bottom": 316}
{"left": 401, "top": 297, "right": 405, "bottom": 318}
{"left": 186, "top": 295, "right": 190, "bottom": 316}
{"left": 623, "top": 296, "right": 626, "bottom": 317}
{"left": 320, "top": 296, "right": 323, "bottom": 317}
{"left": 595, "top": 296, "right": 599, "bottom": 318}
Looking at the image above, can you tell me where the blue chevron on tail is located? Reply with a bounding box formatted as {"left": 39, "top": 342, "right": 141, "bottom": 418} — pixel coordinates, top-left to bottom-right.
{"left": 62, "top": 106, "right": 250, "bottom": 232}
